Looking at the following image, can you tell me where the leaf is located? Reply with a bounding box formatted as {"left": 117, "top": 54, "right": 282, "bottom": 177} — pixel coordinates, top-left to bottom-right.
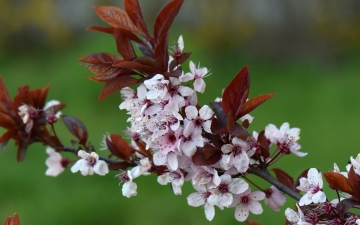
{"left": 323, "top": 172, "right": 354, "bottom": 195}
{"left": 61, "top": 115, "right": 88, "bottom": 146}
{"left": 227, "top": 111, "right": 248, "bottom": 139}
{"left": 110, "top": 134, "right": 132, "bottom": 160}
{"left": 99, "top": 75, "right": 138, "bottom": 101}
{"left": 154, "top": 33, "right": 169, "bottom": 72}
{"left": 336, "top": 198, "right": 360, "bottom": 219}
{"left": 0, "top": 77, "right": 14, "bottom": 114}
{"left": 153, "top": 0, "right": 184, "bottom": 43}
{"left": 257, "top": 130, "right": 270, "bottom": 159}
{"left": 17, "top": 140, "right": 28, "bottom": 162}
{"left": 272, "top": 168, "right": 294, "bottom": 190}
{"left": 87, "top": 26, "right": 114, "bottom": 34}
{"left": 177, "top": 52, "right": 192, "bottom": 65}
{"left": 210, "top": 101, "right": 227, "bottom": 129}
{"left": 93, "top": 6, "right": 146, "bottom": 35}
{"left": 192, "top": 145, "right": 222, "bottom": 166}
{"left": 124, "top": 0, "right": 150, "bottom": 37}
{"left": 4, "top": 213, "right": 20, "bottom": 225}
{"left": 0, "top": 112, "right": 15, "bottom": 129}
{"left": 113, "top": 28, "right": 136, "bottom": 59}
{"left": 134, "top": 140, "right": 152, "bottom": 159}
{"left": 347, "top": 166, "right": 360, "bottom": 200}
{"left": 114, "top": 61, "right": 158, "bottom": 76}
{"left": 78, "top": 52, "right": 122, "bottom": 64}
{"left": 237, "top": 93, "right": 276, "bottom": 120}
{"left": 222, "top": 66, "right": 250, "bottom": 121}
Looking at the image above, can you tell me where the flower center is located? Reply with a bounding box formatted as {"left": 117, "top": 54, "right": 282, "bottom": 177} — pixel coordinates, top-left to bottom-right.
{"left": 217, "top": 183, "right": 229, "bottom": 194}
{"left": 87, "top": 156, "right": 97, "bottom": 167}
{"left": 193, "top": 117, "right": 203, "bottom": 127}
{"left": 277, "top": 134, "right": 295, "bottom": 154}
{"left": 60, "top": 158, "right": 70, "bottom": 168}
{"left": 240, "top": 195, "right": 250, "bottom": 204}
{"left": 118, "top": 171, "right": 130, "bottom": 183}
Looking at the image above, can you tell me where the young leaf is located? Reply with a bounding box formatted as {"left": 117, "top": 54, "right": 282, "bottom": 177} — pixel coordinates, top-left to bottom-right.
{"left": 153, "top": 0, "right": 184, "bottom": 44}
{"left": 236, "top": 93, "right": 276, "bottom": 120}
{"left": 93, "top": 6, "right": 146, "bottom": 35}
{"left": 110, "top": 134, "right": 132, "bottom": 160}
{"left": 154, "top": 33, "right": 169, "bottom": 72}
{"left": 124, "top": 0, "right": 150, "bottom": 37}
{"left": 113, "top": 28, "right": 136, "bottom": 60}
{"left": 323, "top": 172, "right": 354, "bottom": 195}
{"left": 192, "top": 145, "right": 221, "bottom": 166}
{"left": 272, "top": 168, "right": 294, "bottom": 190}
{"left": 78, "top": 52, "right": 122, "bottom": 64}
{"left": 61, "top": 115, "right": 88, "bottom": 146}
{"left": 222, "top": 66, "right": 250, "bottom": 121}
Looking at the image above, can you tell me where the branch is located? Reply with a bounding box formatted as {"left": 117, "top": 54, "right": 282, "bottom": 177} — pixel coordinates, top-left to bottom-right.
{"left": 62, "top": 146, "right": 118, "bottom": 164}
{"left": 248, "top": 166, "right": 302, "bottom": 201}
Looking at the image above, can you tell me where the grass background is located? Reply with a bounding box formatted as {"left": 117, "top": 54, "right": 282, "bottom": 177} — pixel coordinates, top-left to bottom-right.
{"left": 1, "top": 4, "right": 360, "bottom": 225}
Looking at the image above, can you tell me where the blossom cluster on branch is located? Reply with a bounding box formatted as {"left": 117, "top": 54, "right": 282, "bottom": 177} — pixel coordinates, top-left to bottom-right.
{"left": 1, "top": 0, "right": 360, "bottom": 224}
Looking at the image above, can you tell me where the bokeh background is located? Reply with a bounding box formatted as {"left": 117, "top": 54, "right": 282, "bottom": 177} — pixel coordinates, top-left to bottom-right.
{"left": 1, "top": 0, "right": 360, "bottom": 224}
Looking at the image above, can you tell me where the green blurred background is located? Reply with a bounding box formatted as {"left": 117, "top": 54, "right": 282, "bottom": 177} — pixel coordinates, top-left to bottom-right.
{"left": 1, "top": 0, "right": 360, "bottom": 224}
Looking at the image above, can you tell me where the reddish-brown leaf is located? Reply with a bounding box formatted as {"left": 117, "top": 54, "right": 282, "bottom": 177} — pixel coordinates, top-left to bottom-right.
{"left": 110, "top": 134, "right": 132, "bottom": 160}
{"left": 324, "top": 172, "right": 354, "bottom": 195}
{"left": 0, "top": 77, "right": 14, "bottom": 113}
{"left": 0, "top": 129, "right": 17, "bottom": 144}
{"left": 93, "top": 6, "right": 146, "bottom": 35}
{"left": 257, "top": 130, "right": 270, "bottom": 159}
{"left": 34, "top": 84, "right": 50, "bottom": 108}
{"left": 113, "top": 28, "right": 136, "bottom": 59}
{"left": 222, "top": 66, "right": 250, "bottom": 121}
{"left": 210, "top": 117, "right": 224, "bottom": 135}
{"left": 210, "top": 102, "right": 227, "bottom": 128}
{"left": 61, "top": 115, "right": 88, "bottom": 146}
{"left": 272, "top": 168, "right": 294, "bottom": 190}
{"left": 99, "top": 75, "right": 138, "bottom": 101}
{"left": 83, "top": 64, "right": 122, "bottom": 76}
{"left": 154, "top": 33, "right": 169, "bottom": 72}
{"left": 227, "top": 111, "right": 248, "bottom": 139}
{"left": 203, "top": 143, "right": 221, "bottom": 159}
{"left": 78, "top": 52, "right": 122, "bottom": 64}
{"left": 87, "top": 26, "right": 114, "bottom": 34}
{"left": 153, "top": 0, "right": 184, "bottom": 43}
{"left": 192, "top": 146, "right": 222, "bottom": 166}
{"left": 0, "top": 112, "right": 15, "bottom": 129}
{"left": 134, "top": 141, "right": 152, "bottom": 159}
{"left": 336, "top": 198, "right": 360, "bottom": 219}
{"left": 124, "top": 0, "right": 150, "bottom": 37}
{"left": 109, "top": 161, "right": 133, "bottom": 170}
{"left": 237, "top": 93, "right": 276, "bottom": 120}
{"left": 177, "top": 52, "right": 192, "bottom": 64}
{"left": 17, "top": 140, "right": 28, "bottom": 162}
{"left": 4, "top": 213, "right": 20, "bottom": 225}
{"left": 347, "top": 166, "right": 360, "bottom": 200}
{"left": 114, "top": 61, "right": 158, "bottom": 76}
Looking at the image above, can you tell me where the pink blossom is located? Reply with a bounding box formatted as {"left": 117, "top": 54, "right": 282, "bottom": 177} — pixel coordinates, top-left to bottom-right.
{"left": 180, "top": 61, "right": 209, "bottom": 93}
{"left": 187, "top": 185, "right": 219, "bottom": 221}
{"left": 264, "top": 185, "right": 286, "bottom": 211}
{"left": 184, "top": 105, "right": 213, "bottom": 133}
{"left": 157, "top": 170, "right": 184, "bottom": 195}
{"left": 117, "top": 171, "right": 137, "bottom": 198}
{"left": 230, "top": 187, "right": 265, "bottom": 222}
{"left": 298, "top": 168, "right": 326, "bottom": 206}
{"left": 70, "top": 150, "right": 109, "bottom": 176}
{"left": 45, "top": 146, "right": 69, "bottom": 177}
{"left": 220, "top": 137, "right": 250, "bottom": 173}
{"left": 178, "top": 122, "right": 204, "bottom": 157}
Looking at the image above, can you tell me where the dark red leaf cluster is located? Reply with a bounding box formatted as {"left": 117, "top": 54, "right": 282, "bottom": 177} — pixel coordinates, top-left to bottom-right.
{"left": 0, "top": 77, "right": 64, "bottom": 162}
{"left": 81, "top": 0, "right": 191, "bottom": 100}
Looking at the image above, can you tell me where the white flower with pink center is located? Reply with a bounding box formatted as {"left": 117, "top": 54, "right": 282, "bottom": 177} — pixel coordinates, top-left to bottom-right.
{"left": 157, "top": 170, "right": 184, "bottom": 195}
{"left": 117, "top": 171, "right": 137, "bottom": 198}
{"left": 131, "top": 157, "right": 151, "bottom": 179}
{"left": 178, "top": 122, "right": 204, "bottom": 157}
{"left": 185, "top": 105, "right": 213, "bottom": 133}
{"left": 187, "top": 184, "right": 220, "bottom": 221}
{"left": 230, "top": 187, "right": 265, "bottom": 222}
{"left": 144, "top": 74, "right": 169, "bottom": 102}
{"left": 221, "top": 137, "right": 250, "bottom": 173}
{"left": 190, "top": 165, "right": 221, "bottom": 187}
{"left": 207, "top": 174, "right": 249, "bottom": 208}
{"left": 70, "top": 150, "right": 109, "bottom": 176}
{"left": 264, "top": 185, "right": 286, "bottom": 211}
{"left": 180, "top": 61, "right": 209, "bottom": 93}
{"left": 285, "top": 204, "right": 311, "bottom": 225}
{"left": 45, "top": 146, "right": 69, "bottom": 177}
{"left": 275, "top": 123, "right": 307, "bottom": 157}
{"left": 350, "top": 153, "right": 360, "bottom": 176}
{"left": 298, "top": 168, "right": 326, "bottom": 206}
